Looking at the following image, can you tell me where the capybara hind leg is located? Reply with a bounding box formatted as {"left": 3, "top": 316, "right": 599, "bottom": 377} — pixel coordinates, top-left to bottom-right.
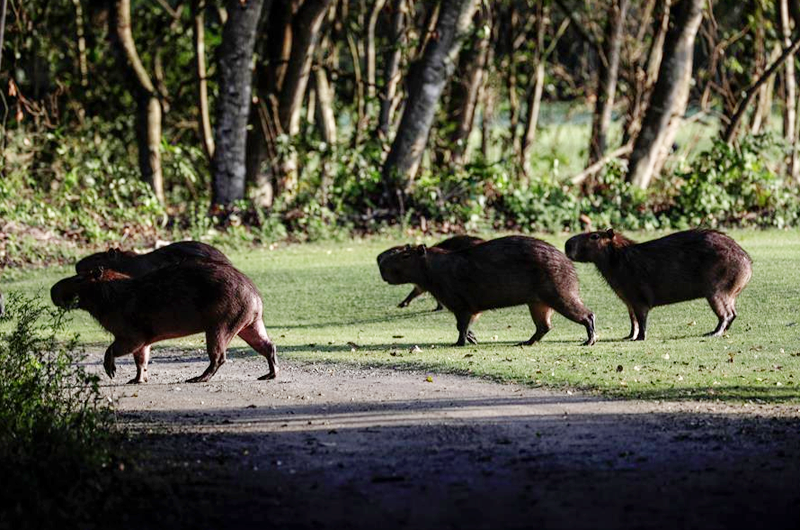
{"left": 238, "top": 320, "right": 278, "bottom": 380}
{"left": 724, "top": 301, "right": 737, "bottom": 331}
{"left": 625, "top": 306, "right": 639, "bottom": 341}
{"left": 398, "top": 286, "right": 424, "bottom": 308}
{"left": 187, "top": 331, "right": 229, "bottom": 383}
{"left": 127, "top": 345, "right": 151, "bottom": 384}
{"left": 455, "top": 313, "right": 478, "bottom": 346}
{"left": 548, "top": 297, "right": 597, "bottom": 345}
{"left": 518, "top": 302, "right": 553, "bottom": 346}
{"left": 705, "top": 296, "right": 733, "bottom": 337}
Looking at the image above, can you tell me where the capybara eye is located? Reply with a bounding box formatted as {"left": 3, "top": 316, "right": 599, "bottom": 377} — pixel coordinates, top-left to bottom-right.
{"left": 590, "top": 234, "right": 600, "bottom": 241}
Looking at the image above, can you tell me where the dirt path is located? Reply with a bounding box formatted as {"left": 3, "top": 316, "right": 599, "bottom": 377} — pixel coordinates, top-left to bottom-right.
{"left": 96, "top": 348, "right": 800, "bottom": 530}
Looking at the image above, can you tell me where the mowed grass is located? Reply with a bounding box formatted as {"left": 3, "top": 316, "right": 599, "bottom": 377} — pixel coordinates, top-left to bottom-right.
{"left": 3, "top": 230, "right": 800, "bottom": 402}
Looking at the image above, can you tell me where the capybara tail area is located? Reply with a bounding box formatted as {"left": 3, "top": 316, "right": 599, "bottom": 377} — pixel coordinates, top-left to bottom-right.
{"left": 238, "top": 319, "right": 278, "bottom": 380}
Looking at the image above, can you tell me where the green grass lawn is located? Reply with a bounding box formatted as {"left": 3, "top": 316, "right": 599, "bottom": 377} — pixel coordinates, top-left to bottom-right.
{"left": 3, "top": 230, "right": 800, "bottom": 402}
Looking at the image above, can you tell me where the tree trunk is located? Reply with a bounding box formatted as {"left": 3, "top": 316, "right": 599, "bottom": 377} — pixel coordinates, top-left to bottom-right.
{"left": 622, "top": 0, "right": 669, "bottom": 146}
{"left": 366, "top": 0, "right": 387, "bottom": 102}
{"left": 278, "top": 0, "right": 332, "bottom": 137}
{"left": 448, "top": 4, "right": 491, "bottom": 166}
{"left": 779, "top": 0, "right": 798, "bottom": 179}
{"left": 378, "top": 0, "right": 407, "bottom": 138}
{"left": 193, "top": 0, "right": 215, "bottom": 162}
{"left": 313, "top": 62, "right": 337, "bottom": 144}
{"left": 588, "top": 0, "right": 630, "bottom": 166}
{"left": 505, "top": 5, "right": 521, "bottom": 156}
{"left": 381, "top": 0, "right": 479, "bottom": 205}
{"left": 520, "top": 1, "right": 547, "bottom": 176}
{"left": 626, "top": 0, "right": 703, "bottom": 189}
{"left": 109, "top": 0, "right": 164, "bottom": 203}
{"left": 211, "top": 0, "right": 267, "bottom": 207}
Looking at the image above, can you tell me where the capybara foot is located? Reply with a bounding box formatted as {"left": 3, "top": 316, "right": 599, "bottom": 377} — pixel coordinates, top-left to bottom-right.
{"left": 186, "top": 374, "right": 212, "bottom": 383}
{"left": 466, "top": 330, "right": 478, "bottom": 344}
{"left": 582, "top": 336, "right": 597, "bottom": 346}
{"left": 703, "top": 329, "right": 726, "bottom": 338}
{"left": 103, "top": 350, "right": 116, "bottom": 379}
{"left": 126, "top": 377, "right": 145, "bottom": 385}
{"left": 398, "top": 301, "right": 409, "bottom": 308}
{"left": 433, "top": 304, "right": 444, "bottom": 312}
{"left": 258, "top": 370, "right": 277, "bottom": 381}
{"left": 516, "top": 338, "right": 537, "bottom": 346}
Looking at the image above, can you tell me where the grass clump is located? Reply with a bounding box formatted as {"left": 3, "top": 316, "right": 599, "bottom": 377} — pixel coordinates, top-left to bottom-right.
{"left": 0, "top": 294, "right": 114, "bottom": 529}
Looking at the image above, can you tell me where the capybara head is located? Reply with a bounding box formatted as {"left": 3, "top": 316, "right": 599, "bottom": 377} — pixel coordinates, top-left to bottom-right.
{"left": 75, "top": 248, "right": 137, "bottom": 274}
{"left": 51, "top": 268, "right": 130, "bottom": 309}
{"left": 565, "top": 229, "right": 632, "bottom": 263}
{"left": 378, "top": 244, "right": 427, "bottom": 285}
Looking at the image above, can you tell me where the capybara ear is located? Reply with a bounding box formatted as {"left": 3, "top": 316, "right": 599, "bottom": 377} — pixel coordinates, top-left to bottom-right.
{"left": 418, "top": 244, "right": 427, "bottom": 256}
{"left": 108, "top": 248, "right": 120, "bottom": 258}
{"left": 606, "top": 228, "right": 615, "bottom": 238}
{"left": 90, "top": 267, "right": 104, "bottom": 280}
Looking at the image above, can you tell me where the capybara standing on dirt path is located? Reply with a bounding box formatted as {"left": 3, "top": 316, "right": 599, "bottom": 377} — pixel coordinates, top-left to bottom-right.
{"left": 565, "top": 229, "right": 752, "bottom": 340}
{"left": 75, "top": 241, "right": 232, "bottom": 276}
{"left": 50, "top": 262, "right": 277, "bottom": 384}
{"left": 378, "top": 236, "right": 597, "bottom": 346}
{"left": 377, "top": 235, "right": 485, "bottom": 311}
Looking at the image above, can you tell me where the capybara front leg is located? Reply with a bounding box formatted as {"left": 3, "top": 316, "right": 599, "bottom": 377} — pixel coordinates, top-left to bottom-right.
{"left": 238, "top": 319, "right": 278, "bottom": 381}
{"left": 625, "top": 306, "right": 639, "bottom": 341}
{"left": 518, "top": 302, "right": 553, "bottom": 346}
{"left": 103, "top": 339, "right": 142, "bottom": 380}
{"left": 705, "top": 296, "right": 733, "bottom": 337}
{"left": 398, "top": 286, "right": 425, "bottom": 308}
{"left": 633, "top": 307, "right": 649, "bottom": 341}
{"left": 127, "top": 345, "right": 151, "bottom": 384}
{"left": 454, "top": 313, "right": 477, "bottom": 346}
{"left": 187, "top": 331, "right": 228, "bottom": 383}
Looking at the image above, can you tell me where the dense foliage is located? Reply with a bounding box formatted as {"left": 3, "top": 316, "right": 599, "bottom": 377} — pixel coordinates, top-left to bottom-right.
{"left": 0, "top": 294, "right": 114, "bottom": 528}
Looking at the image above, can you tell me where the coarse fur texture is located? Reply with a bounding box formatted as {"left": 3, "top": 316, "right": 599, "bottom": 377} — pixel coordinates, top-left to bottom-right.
{"left": 565, "top": 228, "right": 753, "bottom": 340}
{"left": 51, "top": 263, "right": 277, "bottom": 384}
{"left": 75, "top": 241, "right": 232, "bottom": 277}
{"left": 378, "top": 235, "right": 596, "bottom": 346}
{"left": 377, "top": 235, "right": 485, "bottom": 311}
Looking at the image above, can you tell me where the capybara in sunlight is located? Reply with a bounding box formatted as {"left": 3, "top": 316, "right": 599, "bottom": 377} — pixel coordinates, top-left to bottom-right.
{"left": 377, "top": 235, "right": 485, "bottom": 311}
{"left": 75, "top": 241, "right": 232, "bottom": 277}
{"left": 50, "top": 262, "right": 277, "bottom": 384}
{"left": 378, "top": 236, "right": 596, "bottom": 346}
{"left": 564, "top": 229, "right": 752, "bottom": 340}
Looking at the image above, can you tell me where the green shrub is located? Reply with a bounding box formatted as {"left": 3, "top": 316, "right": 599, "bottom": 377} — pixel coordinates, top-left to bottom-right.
{"left": 0, "top": 293, "right": 113, "bottom": 528}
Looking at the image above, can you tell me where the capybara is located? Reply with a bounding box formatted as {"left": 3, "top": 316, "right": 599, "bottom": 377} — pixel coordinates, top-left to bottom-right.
{"left": 564, "top": 228, "right": 752, "bottom": 340}
{"left": 75, "top": 241, "right": 232, "bottom": 277}
{"left": 377, "top": 235, "right": 485, "bottom": 311}
{"left": 50, "top": 262, "right": 277, "bottom": 384}
{"left": 378, "top": 236, "right": 597, "bottom": 346}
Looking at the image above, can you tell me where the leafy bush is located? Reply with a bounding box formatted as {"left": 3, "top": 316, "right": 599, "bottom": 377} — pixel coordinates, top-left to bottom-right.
{"left": 0, "top": 294, "right": 113, "bottom": 528}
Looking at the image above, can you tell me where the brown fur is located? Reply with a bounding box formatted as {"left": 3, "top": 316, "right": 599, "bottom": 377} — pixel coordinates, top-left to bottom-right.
{"left": 377, "top": 235, "right": 485, "bottom": 311}
{"left": 75, "top": 241, "right": 232, "bottom": 277}
{"left": 51, "top": 263, "right": 277, "bottom": 384}
{"left": 565, "top": 228, "right": 753, "bottom": 340}
{"left": 378, "top": 236, "right": 596, "bottom": 346}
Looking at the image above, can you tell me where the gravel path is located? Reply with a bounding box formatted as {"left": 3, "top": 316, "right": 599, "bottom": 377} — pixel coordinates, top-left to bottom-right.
{"left": 96, "top": 348, "right": 800, "bottom": 530}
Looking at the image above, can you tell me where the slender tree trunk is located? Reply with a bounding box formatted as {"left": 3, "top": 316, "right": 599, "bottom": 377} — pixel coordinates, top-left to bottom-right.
{"left": 211, "top": 0, "right": 267, "bottom": 206}
{"left": 193, "top": 0, "right": 215, "bottom": 162}
{"left": 381, "top": 0, "right": 479, "bottom": 206}
{"left": 449, "top": 4, "right": 491, "bottom": 166}
{"left": 779, "top": 0, "right": 798, "bottom": 179}
{"left": 366, "top": 0, "right": 387, "bottom": 102}
{"left": 72, "top": 0, "right": 88, "bottom": 88}
{"left": 505, "top": 5, "right": 521, "bottom": 156}
{"left": 378, "top": 0, "right": 406, "bottom": 138}
{"left": 0, "top": 0, "right": 7, "bottom": 72}
{"left": 313, "top": 62, "right": 337, "bottom": 144}
{"left": 110, "top": 0, "right": 164, "bottom": 203}
{"left": 588, "top": 0, "right": 630, "bottom": 166}
{"left": 623, "top": 0, "right": 669, "bottom": 146}
{"left": 627, "top": 0, "right": 703, "bottom": 189}
{"left": 520, "top": 1, "right": 547, "bottom": 176}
